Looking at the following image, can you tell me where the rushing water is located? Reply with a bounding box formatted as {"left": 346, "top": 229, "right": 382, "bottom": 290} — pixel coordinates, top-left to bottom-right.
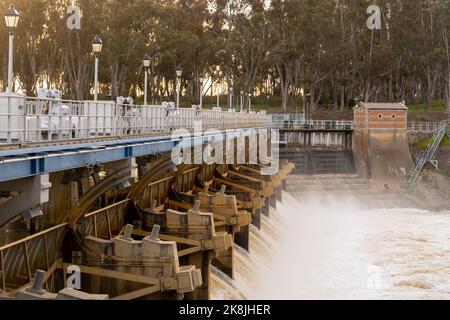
{"left": 211, "top": 192, "right": 450, "bottom": 300}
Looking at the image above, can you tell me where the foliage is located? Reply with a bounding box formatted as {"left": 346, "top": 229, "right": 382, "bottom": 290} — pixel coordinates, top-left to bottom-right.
{"left": 0, "top": 0, "right": 449, "bottom": 112}
{"left": 414, "top": 134, "right": 450, "bottom": 149}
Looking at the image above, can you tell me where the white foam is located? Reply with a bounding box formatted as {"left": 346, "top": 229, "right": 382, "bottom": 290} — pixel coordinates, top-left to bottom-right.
{"left": 211, "top": 191, "right": 450, "bottom": 300}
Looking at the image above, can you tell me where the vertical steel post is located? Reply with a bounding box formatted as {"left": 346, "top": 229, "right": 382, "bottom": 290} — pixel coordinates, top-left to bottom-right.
{"left": 199, "top": 82, "right": 203, "bottom": 110}
{"left": 8, "top": 32, "right": 14, "bottom": 93}
{"left": 176, "top": 79, "right": 180, "bottom": 109}
{"left": 216, "top": 86, "right": 220, "bottom": 108}
{"left": 144, "top": 69, "right": 148, "bottom": 107}
{"left": 94, "top": 57, "right": 99, "bottom": 101}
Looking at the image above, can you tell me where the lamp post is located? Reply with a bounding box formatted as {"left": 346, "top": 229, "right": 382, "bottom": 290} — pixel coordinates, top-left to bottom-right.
{"left": 248, "top": 94, "right": 252, "bottom": 112}
{"left": 142, "top": 53, "right": 151, "bottom": 106}
{"left": 240, "top": 91, "right": 244, "bottom": 112}
{"left": 215, "top": 66, "right": 222, "bottom": 109}
{"left": 176, "top": 64, "right": 182, "bottom": 109}
{"left": 91, "top": 35, "right": 103, "bottom": 101}
{"left": 199, "top": 77, "right": 204, "bottom": 110}
{"left": 4, "top": 5, "right": 20, "bottom": 94}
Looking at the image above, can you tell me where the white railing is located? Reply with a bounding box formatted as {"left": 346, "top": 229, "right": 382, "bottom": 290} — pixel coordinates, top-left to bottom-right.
{"left": 274, "top": 118, "right": 444, "bottom": 133}
{"left": 407, "top": 122, "right": 442, "bottom": 133}
{"left": 0, "top": 94, "right": 272, "bottom": 145}
{"left": 274, "top": 119, "right": 355, "bottom": 131}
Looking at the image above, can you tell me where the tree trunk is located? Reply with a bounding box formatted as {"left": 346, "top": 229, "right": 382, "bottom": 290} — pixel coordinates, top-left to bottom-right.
{"left": 427, "top": 71, "right": 433, "bottom": 111}
{"left": 277, "top": 64, "right": 292, "bottom": 113}
{"left": 446, "top": 69, "right": 450, "bottom": 115}
{"left": 310, "top": 85, "right": 315, "bottom": 111}
{"left": 340, "top": 84, "right": 345, "bottom": 111}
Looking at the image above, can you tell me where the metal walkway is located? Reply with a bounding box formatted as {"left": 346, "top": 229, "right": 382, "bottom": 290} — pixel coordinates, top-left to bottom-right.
{"left": 0, "top": 128, "right": 274, "bottom": 183}
{"left": 402, "top": 120, "right": 449, "bottom": 192}
{"left": 273, "top": 117, "right": 446, "bottom": 134}
{"left": 0, "top": 95, "right": 273, "bottom": 182}
{"left": 275, "top": 120, "right": 355, "bottom": 132}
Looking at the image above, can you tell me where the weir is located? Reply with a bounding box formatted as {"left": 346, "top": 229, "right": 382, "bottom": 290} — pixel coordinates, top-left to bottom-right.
{"left": 279, "top": 120, "right": 355, "bottom": 175}
{"left": 278, "top": 102, "right": 423, "bottom": 210}
{"left": 0, "top": 95, "right": 294, "bottom": 300}
{"left": 0, "top": 96, "right": 438, "bottom": 300}
{"left": 207, "top": 103, "right": 434, "bottom": 300}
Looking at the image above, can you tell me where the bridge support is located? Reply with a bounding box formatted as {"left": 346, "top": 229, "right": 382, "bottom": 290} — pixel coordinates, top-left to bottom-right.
{"left": 0, "top": 174, "right": 51, "bottom": 228}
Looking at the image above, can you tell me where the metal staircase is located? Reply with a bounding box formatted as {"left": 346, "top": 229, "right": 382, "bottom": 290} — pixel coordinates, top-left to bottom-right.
{"left": 402, "top": 120, "right": 449, "bottom": 192}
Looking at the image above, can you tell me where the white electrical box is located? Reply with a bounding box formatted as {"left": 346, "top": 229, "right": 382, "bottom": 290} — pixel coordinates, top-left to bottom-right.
{"left": 83, "top": 100, "right": 115, "bottom": 136}
{"left": 0, "top": 93, "right": 26, "bottom": 142}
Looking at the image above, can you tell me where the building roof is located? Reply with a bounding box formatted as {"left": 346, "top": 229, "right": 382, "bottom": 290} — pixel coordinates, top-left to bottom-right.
{"left": 356, "top": 102, "right": 408, "bottom": 110}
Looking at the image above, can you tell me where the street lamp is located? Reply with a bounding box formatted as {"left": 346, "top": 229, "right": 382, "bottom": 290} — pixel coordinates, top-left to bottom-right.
{"left": 142, "top": 53, "right": 151, "bottom": 106}
{"left": 199, "top": 76, "right": 204, "bottom": 110}
{"left": 248, "top": 93, "right": 252, "bottom": 112}
{"left": 92, "top": 35, "right": 103, "bottom": 101}
{"left": 4, "top": 5, "right": 20, "bottom": 94}
{"left": 240, "top": 91, "right": 244, "bottom": 112}
{"left": 176, "top": 64, "right": 182, "bottom": 109}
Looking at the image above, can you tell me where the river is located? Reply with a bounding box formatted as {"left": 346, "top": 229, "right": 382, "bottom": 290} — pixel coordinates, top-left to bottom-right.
{"left": 211, "top": 192, "right": 450, "bottom": 300}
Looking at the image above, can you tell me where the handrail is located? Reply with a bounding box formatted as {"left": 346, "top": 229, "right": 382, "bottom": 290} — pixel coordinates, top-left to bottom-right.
{"left": 82, "top": 200, "right": 130, "bottom": 239}
{"left": 0, "top": 95, "right": 273, "bottom": 145}
{"left": 407, "top": 121, "right": 442, "bottom": 133}
{"left": 402, "top": 120, "right": 450, "bottom": 192}
{"left": 0, "top": 223, "right": 68, "bottom": 293}
{"left": 0, "top": 223, "right": 68, "bottom": 251}
{"left": 274, "top": 120, "right": 355, "bottom": 130}
{"left": 84, "top": 199, "right": 130, "bottom": 219}
{"left": 275, "top": 119, "right": 446, "bottom": 133}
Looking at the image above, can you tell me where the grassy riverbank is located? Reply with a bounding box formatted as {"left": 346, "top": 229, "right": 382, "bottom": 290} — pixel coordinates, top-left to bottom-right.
{"left": 414, "top": 135, "right": 450, "bottom": 149}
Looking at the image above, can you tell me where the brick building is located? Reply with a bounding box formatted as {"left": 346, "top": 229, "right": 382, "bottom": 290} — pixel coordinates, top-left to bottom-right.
{"left": 354, "top": 102, "right": 408, "bottom": 131}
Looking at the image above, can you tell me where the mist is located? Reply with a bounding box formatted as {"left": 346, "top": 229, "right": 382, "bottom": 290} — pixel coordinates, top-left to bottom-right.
{"left": 212, "top": 192, "right": 450, "bottom": 300}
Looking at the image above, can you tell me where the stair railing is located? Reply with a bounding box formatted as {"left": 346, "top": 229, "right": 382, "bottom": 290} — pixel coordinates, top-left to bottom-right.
{"left": 402, "top": 120, "right": 449, "bottom": 192}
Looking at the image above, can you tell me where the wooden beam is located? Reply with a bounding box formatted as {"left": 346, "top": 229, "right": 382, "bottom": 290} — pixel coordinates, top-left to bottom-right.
{"left": 229, "top": 170, "right": 263, "bottom": 183}
{"left": 44, "top": 259, "right": 62, "bottom": 282}
{"left": 214, "top": 221, "right": 227, "bottom": 227}
{"left": 178, "top": 246, "right": 202, "bottom": 257}
{"left": 214, "top": 215, "right": 226, "bottom": 221}
{"left": 60, "top": 263, "right": 160, "bottom": 286}
{"left": 111, "top": 285, "right": 161, "bottom": 300}
{"left": 167, "top": 200, "right": 193, "bottom": 211}
{"left": 158, "top": 234, "right": 201, "bottom": 247}
{"left": 214, "top": 177, "right": 256, "bottom": 194}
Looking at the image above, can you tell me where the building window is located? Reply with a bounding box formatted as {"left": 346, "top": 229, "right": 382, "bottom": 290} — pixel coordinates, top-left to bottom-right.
{"left": 378, "top": 114, "right": 383, "bottom": 119}
{"left": 392, "top": 114, "right": 396, "bottom": 119}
